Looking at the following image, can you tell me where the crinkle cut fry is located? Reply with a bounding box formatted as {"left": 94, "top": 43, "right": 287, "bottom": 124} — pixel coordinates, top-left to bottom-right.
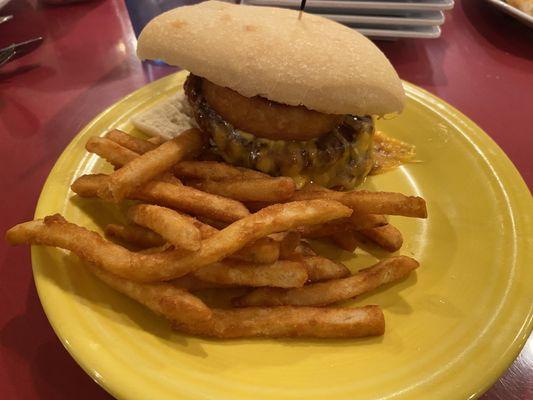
{"left": 172, "top": 305, "right": 385, "bottom": 338}
{"left": 6, "top": 199, "right": 352, "bottom": 282}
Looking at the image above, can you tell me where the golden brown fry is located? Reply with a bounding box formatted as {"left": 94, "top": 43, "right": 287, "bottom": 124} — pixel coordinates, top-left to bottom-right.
{"left": 234, "top": 237, "right": 279, "bottom": 264}
{"left": 108, "top": 209, "right": 279, "bottom": 264}
{"left": 359, "top": 224, "right": 403, "bottom": 252}
{"left": 70, "top": 173, "right": 107, "bottom": 196}
{"left": 171, "top": 275, "right": 229, "bottom": 291}
{"left": 349, "top": 214, "right": 388, "bottom": 230}
{"left": 105, "top": 129, "right": 158, "bottom": 154}
{"left": 7, "top": 200, "right": 350, "bottom": 282}
{"left": 190, "top": 177, "right": 296, "bottom": 202}
{"left": 105, "top": 223, "right": 165, "bottom": 248}
{"left": 137, "top": 181, "right": 249, "bottom": 223}
{"left": 292, "top": 242, "right": 317, "bottom": 257}
{"left": 6, "top": 215, "right": 182, "bottom": 281}
{"left": 128, "top": 204, "right": 201, "bottom": 252}
{"left": 290, "top": 189, "right": 427, "bottom": 218}
{"left": 157, "top": 173, "right": 182, "bottom": 186}
{"left": 175, "top": 211, "right": 280, "bottom": 264}
{"left": 301, "top": 256, "right": 351, "bottom": 282}
{"left": 85, "top": 137, "right": 139, "bottom": 168}
{"left": 192, "top": 260, "right": 307, "bottom": 288}
{"left": 173, "top": 305, "right": 384, "bottom": 338}
{"left": 98, "top": 128, "right": 204, "bottom": 202}
{"left": 146, "top": 135, "right": 166, "bottom": 145}
{"left": 87, "top": 264, "right": 212, "bottom": 322}
{"left": 270, "top": 231, "right": 301, "bottom": 259}
{"left": 331, "top": 230, "right": 359, "bottom": 252}
{"left": 174, "top": 161, "right": 268, "bottom": 181}
{"left": 152, "top": 199, "right": 351, "bottom": 281}
{"left": 234, "top": 256, "right": 419, "bottom": 307}
{"left": 243, "top": 201, "right": 270, "bottom": 212}
{"left": 71, "top": 174, "right": 250, "bottom": 223}
{"left": 298, "top": 222, "right": 349, "bottom": 239}
{"left": 298, "top": 214, "right": 387, "bottom": 239}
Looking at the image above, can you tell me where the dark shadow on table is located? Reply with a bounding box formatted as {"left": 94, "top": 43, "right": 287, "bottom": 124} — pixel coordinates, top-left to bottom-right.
{"left": 461, "top": 0, "right": 533, "bottom": 62}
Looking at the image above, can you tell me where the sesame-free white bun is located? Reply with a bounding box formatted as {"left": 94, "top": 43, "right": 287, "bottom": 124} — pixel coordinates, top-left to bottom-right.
{"left": 137, "top": 1, "right": 405, "bottom": 116}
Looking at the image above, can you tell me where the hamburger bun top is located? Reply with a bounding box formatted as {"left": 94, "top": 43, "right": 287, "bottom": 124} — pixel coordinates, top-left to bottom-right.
{"left": 137, "top": 1, "right": 405, "bottom": 116}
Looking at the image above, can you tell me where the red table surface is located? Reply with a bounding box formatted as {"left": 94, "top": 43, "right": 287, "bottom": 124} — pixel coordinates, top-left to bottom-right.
{"left": 0, "top": 0, "right": 531, "bottom": 399}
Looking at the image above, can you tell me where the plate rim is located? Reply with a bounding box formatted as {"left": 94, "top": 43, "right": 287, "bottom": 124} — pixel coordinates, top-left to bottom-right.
{"left": 30, "top": 71, "right": 532, "bottom": 400}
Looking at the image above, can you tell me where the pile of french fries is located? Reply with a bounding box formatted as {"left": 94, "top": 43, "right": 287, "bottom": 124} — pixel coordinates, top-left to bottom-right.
{"left": 6, "top": 128, "right": 427, "bottom": 339}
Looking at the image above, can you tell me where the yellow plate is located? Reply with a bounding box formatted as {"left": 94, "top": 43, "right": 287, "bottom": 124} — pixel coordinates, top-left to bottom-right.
{"left": 32, "top": 71, "right": 532, "bottom": 400}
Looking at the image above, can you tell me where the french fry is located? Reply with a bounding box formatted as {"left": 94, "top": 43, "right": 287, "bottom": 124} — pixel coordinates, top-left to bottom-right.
{"left": 71, "top": 174, "right": 250, "bottom": 223}
{"left": 105, "top": 223, "right": 165, "bottom": 248}
{"left": 358, "top": 224, "right": 403, "bottom": 252}
{"left": 331, "top": 230, "right": 359, "bottom": 252}
{"left": 233, "top": 256, "right": 419, "bottom": 307}
{"left": 7, "top": 200, "right": 351, "bottom": 282}
{"left": 172, "top": 305, "right": 384, "bottom": 338}
{"left": 107, "top": 211, "right": 279, "bottom": 264}
{"left": 302, "top": 256, "right": 351, "bottom": 282}
{"left": 105, "top": 129, "right": 158, "bottom": 154}
{"left": 171, "top": 275, "right": 229, "bottom": 291}
{"left": 349, "top": 214, "right": 388, "bottom": 230}
{"left": 299, "top": 214, "right": 387, "bottom": 239}
{"left": 234, "top": 237, "right": 279, "bottom": 264}
{"left": 192, "top": 260, "right": 307, "bottom": 288}
{"left": 176, "top": 212, "right": 280, "bottom": 264}
{"left": 270, "top": 231, "right": 301, "bottom": 259}
{"left": 290, "top": 188, "right": 427, "bottom": 218}
{"left": 87, "top": 263, "right": 212, "bottom": 323}
{"left": 298, "top": 222, "right": 348, "bottom": 239}
{"left": 127, "top": 204, "right": 201, "bottom": 252}
{"left": 292, "top": 242, "right": 317, "bottom": 257}
{"left": 147, "top": 135, "right": 166, "bottom": 145}
{"left": 98, "top": 128, "right": 204, "bottom": 202}
{"left": 157, "top": 173, "right": 182, "bottom": 186}
{"left": 86, "top": 137, "right": 139, "bottom": 168}
{"left": 6, "top": 215, "right": 181, "bottom": 281}
{"left": 190, "top": 177, "right": 296, "bottom": 202}
{"left": 151, "top": 199, "right": 351, "bottom": 281}
{"left": 174, "top": 161, "right": 268, "bottom": 180}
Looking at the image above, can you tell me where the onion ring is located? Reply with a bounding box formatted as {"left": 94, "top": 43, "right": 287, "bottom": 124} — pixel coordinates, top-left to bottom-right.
{"left": 201, "top": 78, "right": 344, "bottom": 140}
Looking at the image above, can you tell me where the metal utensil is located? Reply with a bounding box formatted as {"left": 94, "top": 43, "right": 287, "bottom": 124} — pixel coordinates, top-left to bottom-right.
{"left": 0, "top": 36, "right": 43, "bottom": 67}
{"left": 0, "top": 15, "right": 13, "bottom": 25}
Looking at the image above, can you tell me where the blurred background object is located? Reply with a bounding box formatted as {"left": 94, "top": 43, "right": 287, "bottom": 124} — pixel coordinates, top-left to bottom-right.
{"left": 126, "top": 0, "right": 455, "bottom": 39}
{"left": 485, "top": 0, "right": 533, "bottom": 26}
{"left": 40, "top": 0, "right": 94, "bottom": 4}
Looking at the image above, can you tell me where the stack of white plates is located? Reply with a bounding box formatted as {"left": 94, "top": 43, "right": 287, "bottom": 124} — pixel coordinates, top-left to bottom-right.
{"left": 240, "top": 0, "right": 454, "bottom": 39}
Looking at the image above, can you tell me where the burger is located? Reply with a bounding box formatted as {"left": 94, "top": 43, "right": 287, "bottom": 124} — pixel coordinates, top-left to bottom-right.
{"left": 137, "top": 1, "right": 405, "bottom": 189}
